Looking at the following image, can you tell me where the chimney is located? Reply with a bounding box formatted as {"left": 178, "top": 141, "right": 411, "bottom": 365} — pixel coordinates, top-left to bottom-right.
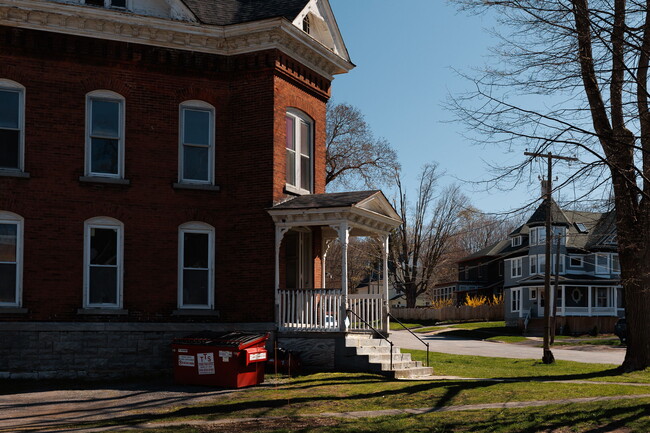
{"left": 541, "top": 179, "right": 549, "bottom": 197}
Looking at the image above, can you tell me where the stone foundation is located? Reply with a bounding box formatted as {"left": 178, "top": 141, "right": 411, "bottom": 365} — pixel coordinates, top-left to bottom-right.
{"left": 0, "top": 322, "right": 274, "bottom": 379}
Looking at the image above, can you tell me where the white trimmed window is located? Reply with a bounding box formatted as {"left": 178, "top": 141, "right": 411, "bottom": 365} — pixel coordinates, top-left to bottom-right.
{"left": 178, "top": 222, "right": 215, "bottom": 309}
{"left": 0, "top": 80, "right": 25, "bottom": 172}
{"left": 510, "top": 257, "right": 522, "bottom": 278}
{"left": 511, "top": 288, "right": 522, "bottom": 313}
{"left": 0, "top": 211, "right": 23, "bottom": 307}
{"left": 179, "top": 101, "right": 215, "bottom": 184}
{"left": 511, "top": 236, "right": 522, "bottom": 247}
{"left": 595, "top": 253, "right": 609, "bottom": 275}
{"left": 285, "top": 109, "right": 313, "bottom": 194}
{"left": 86, "top": 90, "right": 125, "bottom": 178}
{"left": 83, "top": 217, "right": 123, "bottom": 308}
{"left": 570, "top": 256, "right": 584, "bottom": 268}
{"left": 611, "top": 253, "right": 620, "bottom": 274}
{"left": 529, "top": 255, "right": 538, "bottom": 275}
{"left": 530, "top": 227, "right": 546, "bottom": 246}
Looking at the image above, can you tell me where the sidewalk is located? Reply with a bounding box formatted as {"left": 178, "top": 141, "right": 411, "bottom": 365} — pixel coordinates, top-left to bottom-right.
{"left": 389, "top": 329, "right": 626, "bottom": 365}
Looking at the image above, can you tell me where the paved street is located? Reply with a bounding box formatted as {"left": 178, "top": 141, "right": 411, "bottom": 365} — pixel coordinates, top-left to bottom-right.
{"left": 389, "top": 329, "right": 626, "bottom": 365}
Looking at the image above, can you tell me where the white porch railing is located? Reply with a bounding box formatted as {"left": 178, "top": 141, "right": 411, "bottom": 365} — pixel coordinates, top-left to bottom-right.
{"left": 278, "top": 288, "right": 343, "bottom": 331}
{"left": 278, "top": 289, "right": 385, "bottom": 332}
{"left": 348, "top": 293, "right": 384, "bottom": 331}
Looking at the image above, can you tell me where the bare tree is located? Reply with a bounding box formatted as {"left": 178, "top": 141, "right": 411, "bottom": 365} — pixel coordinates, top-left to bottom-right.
{"left": 389, "top": 164, "right": 469, "bottom": 307}
{"left": 326, "top": 102, "right": 400, "bottom": 189}
{"left": 455, "top": 206, "right": 519, "bottom": 256}
{"left": 452, "top": 0, "right": 650, "bottom": 370}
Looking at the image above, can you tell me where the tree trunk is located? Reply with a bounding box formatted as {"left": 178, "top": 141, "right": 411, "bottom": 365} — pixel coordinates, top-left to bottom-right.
{"left": 617, "top": 202, "right": 650, "bottom": 371}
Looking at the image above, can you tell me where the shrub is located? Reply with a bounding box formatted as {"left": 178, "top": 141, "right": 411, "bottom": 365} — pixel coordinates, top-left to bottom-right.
{"left": 431, "top": 298, "right": 455, "bottom": 309}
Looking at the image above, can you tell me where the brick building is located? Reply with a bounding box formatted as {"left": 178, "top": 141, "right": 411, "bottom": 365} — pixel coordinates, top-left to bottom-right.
{"left": 0, "top": 0, "right": 398, "bottom": 378}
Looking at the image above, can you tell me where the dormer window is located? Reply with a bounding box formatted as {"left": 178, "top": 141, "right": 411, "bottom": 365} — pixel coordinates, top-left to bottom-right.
{"left": 575, "top": 222, "right": 588, "bottom": 233}
{"left": 302, "top": 15, "right": 311, "bottom": 34}
{"left": 511, "top": 236, "right": 522, "bottom": 247}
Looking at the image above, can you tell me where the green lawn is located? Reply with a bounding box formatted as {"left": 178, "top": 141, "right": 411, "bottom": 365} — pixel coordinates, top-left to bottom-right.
{"left": 55, "top": 353, "right": 650, "bottom": 432}
{"left": 120, "top": 397, "right": 650, "bottom": 433}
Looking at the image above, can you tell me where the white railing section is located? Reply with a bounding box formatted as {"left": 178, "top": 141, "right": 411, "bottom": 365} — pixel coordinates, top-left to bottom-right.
{"left": 278, "top": 288, "right": 343, "bottom": 331}
{"left": 348, "top": 293, "right": 383, "bottom": 331}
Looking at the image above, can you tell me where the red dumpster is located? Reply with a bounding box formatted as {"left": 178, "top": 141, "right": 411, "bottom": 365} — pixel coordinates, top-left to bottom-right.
{"left": 172, "top": 331, "right": 269, "bottom": 388}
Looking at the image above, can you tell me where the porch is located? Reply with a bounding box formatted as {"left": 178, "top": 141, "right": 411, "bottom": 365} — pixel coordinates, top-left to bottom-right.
{"left": 268, "top": 191, "right": 402, "bottom": 335}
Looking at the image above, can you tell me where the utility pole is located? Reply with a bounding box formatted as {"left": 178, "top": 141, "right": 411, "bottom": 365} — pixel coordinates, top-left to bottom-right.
{"left": 524, "top": 152, "right": 577, "bottom": 364}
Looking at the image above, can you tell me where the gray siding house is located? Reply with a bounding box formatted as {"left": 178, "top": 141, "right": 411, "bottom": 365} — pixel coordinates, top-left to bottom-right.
{"left": 503, "top": 200, "right": 623, "bottom": 333}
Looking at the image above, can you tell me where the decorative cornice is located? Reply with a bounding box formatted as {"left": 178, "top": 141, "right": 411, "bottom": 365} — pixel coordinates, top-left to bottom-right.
{"left": 0, "top": 0, "right": 354, "bottom": 80}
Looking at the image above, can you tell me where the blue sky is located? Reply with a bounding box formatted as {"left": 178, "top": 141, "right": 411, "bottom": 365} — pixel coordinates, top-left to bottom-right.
{"left": 328, "top": 0, "right": 537, "bottom": 214}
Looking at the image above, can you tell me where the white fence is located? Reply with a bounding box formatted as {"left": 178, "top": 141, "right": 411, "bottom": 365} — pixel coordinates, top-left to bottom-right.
{"left": 391, "top": 305, "right": 503, "bottom": 322}
{"left": 278, "top": 289, "right": 386, "bottom": 332}
{"left": 278, "top": 288, "right": 343, "bottom": 331}
{"left": 348, "top": 294, "right": 384, "bottom": 331}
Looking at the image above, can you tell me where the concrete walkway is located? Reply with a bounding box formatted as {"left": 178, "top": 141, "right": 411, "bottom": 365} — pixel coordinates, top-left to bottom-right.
{"left": 389, "top": 329, "right": 626, "bottom": 365}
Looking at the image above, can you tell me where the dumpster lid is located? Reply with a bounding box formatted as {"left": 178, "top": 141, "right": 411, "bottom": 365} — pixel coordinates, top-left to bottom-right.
{"left": 173, "top": 331, "right": 269, "bottom": 349}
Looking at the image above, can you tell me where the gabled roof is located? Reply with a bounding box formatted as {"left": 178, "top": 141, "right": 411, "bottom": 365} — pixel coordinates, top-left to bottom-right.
{"left": 268, "top": 191, "right": 402, "bottom": 236}
{"left": 526, "top": 198, "right": 571, "bottom": 226}
{"left": 271, "top": 190, "right": 382, "bottom": 210}
{"left": 459, "top": 239, "right": 510, "bottom": 262}
{"left": 179, "top": 0, "right": 309, "bottom": 26}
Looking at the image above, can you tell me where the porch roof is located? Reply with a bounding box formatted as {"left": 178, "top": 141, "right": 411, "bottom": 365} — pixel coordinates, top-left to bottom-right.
{"left": 268, "top": 190, "right": 402, "bottom": 236}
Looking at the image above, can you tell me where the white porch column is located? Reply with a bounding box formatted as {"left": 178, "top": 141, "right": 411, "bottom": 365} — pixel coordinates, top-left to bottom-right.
{"left": 321, "top": 237, "right": 332, "bottom": 289}
{"left": 587, "top": 286, "right": 592, "bottom": 316}
{"left": 274, "top": 226, "right": 289, "bottom": 328}
{"left": 332, "top": 223, "right": 350, "bottom": 332}
{"left": 381, "top": 234, "right": 390, "bottom": 334}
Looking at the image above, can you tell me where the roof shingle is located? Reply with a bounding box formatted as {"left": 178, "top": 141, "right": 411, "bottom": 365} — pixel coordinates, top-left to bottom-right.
{"left": 179, "top": 0, "right": 310, "bottom": 26}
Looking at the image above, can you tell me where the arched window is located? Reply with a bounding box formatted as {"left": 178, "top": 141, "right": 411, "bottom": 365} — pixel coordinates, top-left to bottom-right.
{"left": 178, "top": 222, "right": 215, "bottom": 309}
{"left": 85, "top": 90, "right": 125, "bottom": 178}
{"left": 0, "top": 211, "right": 24, "bottom": 307}
{"left": 285, "top": 109, "right": 313, "bottom": 194}
{"left": 178, "top": 101, "right": 215, "bottom": 184}
{"left": 0, "top": 80, "right": 25, "bottom": 173}
{"left": 83, "top": 217, "right": 124, "bottom": 308}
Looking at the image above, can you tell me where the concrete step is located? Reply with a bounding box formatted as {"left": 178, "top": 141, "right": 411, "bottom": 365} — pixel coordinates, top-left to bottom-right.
{"left": 391, "top": 366, "right": 435, "bottom": 379}
{"left": 366, "top": 353, "right": 412, "bottom": 364}
{"left": 354, "top": 345, "right": 401, "bottom": 355}
{"left": 345, "top": 336, "right": 392, "bottom": 348}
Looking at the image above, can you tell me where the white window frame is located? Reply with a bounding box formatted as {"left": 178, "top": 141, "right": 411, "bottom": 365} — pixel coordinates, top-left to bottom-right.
{"left": 529, "top": 255, "right": 538, "bottom": 275}
{"left": 178, "top": 100, "right": 215, "bottom": 185}
{"left": 595, "top": 253, "right": 609, "bottom": 275}
{"left": 178, "top": 222, "right": 215, "bottom": 310}
{"left": 285, "top": 109, "right": 313, "bottom": 195}
{"left": 511, "top": 288, "right": 522, "bottom": 313}
{"left": 530, "top": 287, "right": 537, "bottom": 300}
{"left": 0, "top": 80, "right": 25, "bottom": 173}
{"left": 0, "top": 211, "right": 24, "bottom": 307}
{"left": 511, "top": 236, "right": 522, "bottom": 247}
{"left": 552, "top": 226, "right": 566, "bottom": 245}
{"left": 85, "top": 90, "right": 125, "bottom": 178}
{"left": 569, "top": 255, "right": 584, "bottom": 268}
{"left": 83, "top": 217, "right": 124, "bottom": 309}
{"left": 510, "top": 257, "right": 522, "bottom": 278}
{"left": 611, "top": 253, "right": 620, "bottom": 274}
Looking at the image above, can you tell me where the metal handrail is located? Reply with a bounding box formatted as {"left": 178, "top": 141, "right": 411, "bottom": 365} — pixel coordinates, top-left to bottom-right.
{"left": 346, "top": 309, "right": 394, "bottom": 371}
{"left": 388, "top": 312, "right": 430, "bottom": 367}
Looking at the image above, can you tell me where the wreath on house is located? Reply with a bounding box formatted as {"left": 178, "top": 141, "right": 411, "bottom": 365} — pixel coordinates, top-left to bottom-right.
{"left": 571, "top": 288, "right": 583, "bottom": 304}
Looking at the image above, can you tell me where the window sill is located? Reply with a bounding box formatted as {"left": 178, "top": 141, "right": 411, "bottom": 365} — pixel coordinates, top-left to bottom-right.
{"left": 0, "top": 169, "right": 30, "bottom": 179}
{"left": 0, "top": 307, "right": 28, "bottom": 314}
{"left": 172, "top": 309, "right": 220, "bottom": 317}
{"left": 284, "top": 185, "right": 311, "bottom": 196}
{"left": 77, "top": 308, "right": 129, "bottom": 315}
{"left": 173, "top": 183, "right": 220, "bottom": 192}
{"left": 79, "top": 176, "right": 131, "bottom": 185}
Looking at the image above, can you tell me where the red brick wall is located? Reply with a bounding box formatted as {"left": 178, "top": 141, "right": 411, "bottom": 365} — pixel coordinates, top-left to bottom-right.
{"left": 0, "top": 26, "right": 332, "bottom": 322}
